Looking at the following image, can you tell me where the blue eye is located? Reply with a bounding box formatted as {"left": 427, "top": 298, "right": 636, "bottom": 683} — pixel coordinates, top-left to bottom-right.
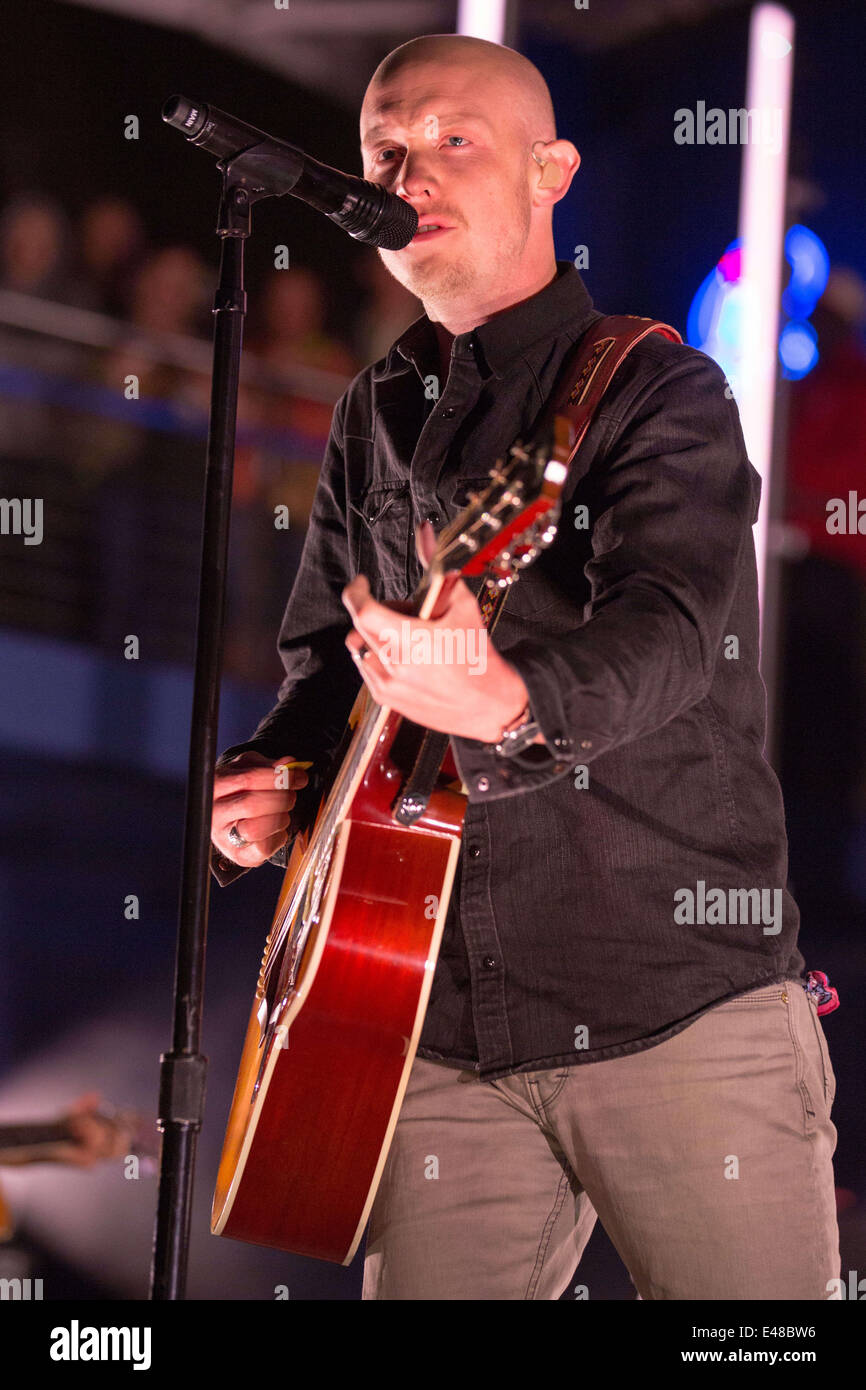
{"left": 373, "top": 135, "right": 467, "bottom": 163}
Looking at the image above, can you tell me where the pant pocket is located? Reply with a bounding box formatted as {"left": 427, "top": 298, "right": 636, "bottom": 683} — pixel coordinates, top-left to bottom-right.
{"left": 803, "top": 991, "right": 837, "bottom": 1109}
{"left": 785, "top": 983, "right": 835, "bottom": 1134}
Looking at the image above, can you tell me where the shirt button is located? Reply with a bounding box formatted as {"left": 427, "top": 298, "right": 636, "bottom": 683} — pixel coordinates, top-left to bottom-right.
{"left": 580, "top": 739, "right": 593, "bottom": 750}
{"left": 468, "top": 844, "right": 481, "bottom": 858}
{"left": 482, "top": 955, "right": 497, "bottom": 969}
{"left": 476, "top": 776, "right": 490, "bottom": 792}
{"left": 553, "top": 735, "right": 572, "bottom": 752}
{"left": 441, "top": 406, "right": 456, "bottom": 418}
{"left": 425, "top": 511, "right": 441, "bottom": 526}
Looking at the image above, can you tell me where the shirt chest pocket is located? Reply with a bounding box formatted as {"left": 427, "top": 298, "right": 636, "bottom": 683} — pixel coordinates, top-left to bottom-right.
{"left": 347, "top": 480, "right": 413, "bottom": 602}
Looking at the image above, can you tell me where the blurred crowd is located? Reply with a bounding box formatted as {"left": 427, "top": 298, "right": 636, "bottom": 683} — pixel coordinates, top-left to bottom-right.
{"left": 0, "top": 190, "right": 421, "bottom": 680}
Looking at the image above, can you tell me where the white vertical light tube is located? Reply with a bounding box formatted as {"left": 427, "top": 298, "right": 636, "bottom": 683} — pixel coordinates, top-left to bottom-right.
{"left": 737, "top": 3, "right": 795, "bottom": 632}
{"left": 457, "top": 0, "right": 508, "bottom": 43}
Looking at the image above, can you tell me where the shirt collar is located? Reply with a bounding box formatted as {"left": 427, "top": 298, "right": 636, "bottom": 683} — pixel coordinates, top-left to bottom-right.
{"left": 373, "top": 261, "right": 596, "bottom": 382}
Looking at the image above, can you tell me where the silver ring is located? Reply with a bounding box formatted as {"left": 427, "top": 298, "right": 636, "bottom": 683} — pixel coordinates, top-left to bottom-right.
{"left": 227, "top": 824, "right": 247, "bottom": 848}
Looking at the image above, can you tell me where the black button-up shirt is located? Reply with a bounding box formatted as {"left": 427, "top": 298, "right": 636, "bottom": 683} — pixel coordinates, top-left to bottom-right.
{"left": 212, "top": 262, "right": 804, "bottom": 1081}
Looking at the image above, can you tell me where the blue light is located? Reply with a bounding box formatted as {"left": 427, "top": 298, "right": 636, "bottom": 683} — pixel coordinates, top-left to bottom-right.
{"left": 688, "top": 226, "right": 827, "bottom": 384}
{"left": 686, "top": 265, "right": 721, "bottom": 348}
{"left": 782, "top": 225, "right": 830, "bottom": 319}
{"left": 686, "top": 239, "right": 742, "bottom": 390}
{"left": 779, "top": 320, "right": 819, "bottom": 379}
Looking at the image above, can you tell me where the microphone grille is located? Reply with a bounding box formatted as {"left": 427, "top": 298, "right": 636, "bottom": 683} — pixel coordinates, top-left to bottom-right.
{"left": 372, "top": 200, "right": 419, "bottom": 250}
{"left": 334, "top": 185, "right": 418, "bottom": 249}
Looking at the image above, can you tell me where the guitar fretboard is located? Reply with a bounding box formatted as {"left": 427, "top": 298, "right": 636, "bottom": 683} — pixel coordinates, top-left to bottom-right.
{"left": 0, "top": 1121, "right": 70, "bottom": 1155}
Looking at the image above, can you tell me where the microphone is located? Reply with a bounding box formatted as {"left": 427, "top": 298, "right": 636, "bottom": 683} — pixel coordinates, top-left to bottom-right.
{"left": 162, "top": 95, "right": 418, "bottom": 250}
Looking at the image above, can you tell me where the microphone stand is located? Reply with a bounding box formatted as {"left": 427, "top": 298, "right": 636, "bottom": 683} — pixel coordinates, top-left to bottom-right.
{"left": 150, "top": 98, "right": 415, "bottom": 1298}
{"left": 149, "top": 160, "right": 270, "bottom": 1300}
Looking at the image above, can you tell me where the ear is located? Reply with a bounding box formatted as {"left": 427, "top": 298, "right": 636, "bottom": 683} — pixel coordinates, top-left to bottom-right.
{"left": 531, "top": 140, "right": 581, "bottom": 203}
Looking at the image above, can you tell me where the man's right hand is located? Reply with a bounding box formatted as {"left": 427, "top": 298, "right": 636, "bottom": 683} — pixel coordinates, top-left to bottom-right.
{"left": 211, "top": 751, "right": 310, "bottom": 870}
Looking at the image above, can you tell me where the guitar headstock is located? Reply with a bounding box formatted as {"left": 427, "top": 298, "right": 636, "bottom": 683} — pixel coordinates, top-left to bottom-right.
{"left": 430, "top": 425, "right": 568, "bottom": 587}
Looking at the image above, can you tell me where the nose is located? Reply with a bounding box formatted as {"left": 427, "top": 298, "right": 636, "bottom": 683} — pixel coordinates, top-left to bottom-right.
{"left": 393, "top": 149, "right": 438, "bottom": 202}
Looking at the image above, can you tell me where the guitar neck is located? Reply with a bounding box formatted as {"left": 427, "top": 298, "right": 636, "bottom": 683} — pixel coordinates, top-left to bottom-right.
{"left": 330, "top": 566, "right": 448, "bottom": 794}
{"left": 0, "top": 1121, "right": 71, "bottom": 1156}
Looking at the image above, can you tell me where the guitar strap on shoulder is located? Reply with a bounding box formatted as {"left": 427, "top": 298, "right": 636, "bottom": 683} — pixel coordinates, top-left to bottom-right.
{"left": 547, "top": 313, "right": 682, "bottom": 467}
{"left": 477, "top": 313, "right": 682, "bottom": 635}
{"left": 395, "top": 314, "right": 682, "bottom": 823}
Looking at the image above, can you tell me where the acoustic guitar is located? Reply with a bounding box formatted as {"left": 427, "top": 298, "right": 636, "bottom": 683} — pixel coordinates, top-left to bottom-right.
{"left": 211, "top": 429, "right": 571, "bottom": 1264}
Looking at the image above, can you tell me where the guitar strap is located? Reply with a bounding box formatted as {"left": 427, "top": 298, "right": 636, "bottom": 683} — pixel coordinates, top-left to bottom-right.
{"left": 393, "top": 313, "right": 682, "bottom": 824}
{"left": 477, "top": 312, "right": 683, "bottom": 628}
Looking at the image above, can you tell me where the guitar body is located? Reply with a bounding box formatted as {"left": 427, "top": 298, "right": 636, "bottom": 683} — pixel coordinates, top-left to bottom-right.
{"left": 212, "top": 692, "right": 467, "bottom": 1264}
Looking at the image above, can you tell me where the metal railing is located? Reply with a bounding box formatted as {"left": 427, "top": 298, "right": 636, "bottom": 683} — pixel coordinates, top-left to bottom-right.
{"left": 0, "top": 294, "right": 350, "bottom": 683}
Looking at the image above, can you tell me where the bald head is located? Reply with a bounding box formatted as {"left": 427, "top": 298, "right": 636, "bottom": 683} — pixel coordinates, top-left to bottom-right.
{"left": 364, "top": 34, "right": 556, "bottom": 147}
{"left": 359, "top": 34, "right": 579, "bottom": 333}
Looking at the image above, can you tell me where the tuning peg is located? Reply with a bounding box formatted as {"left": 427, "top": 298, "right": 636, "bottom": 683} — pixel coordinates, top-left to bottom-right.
{"left": 456, "top": 532, "right": 479, "bottom": 551}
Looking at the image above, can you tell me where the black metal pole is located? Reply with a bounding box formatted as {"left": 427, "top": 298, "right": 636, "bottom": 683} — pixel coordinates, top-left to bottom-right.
{"left": 150, "top": 182, "right": 251, "bottom": 1300}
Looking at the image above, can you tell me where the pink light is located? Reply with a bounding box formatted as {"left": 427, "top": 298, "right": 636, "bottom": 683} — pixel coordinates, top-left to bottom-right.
{"left": 718, "top": 246, "right": 742, "bottom": 283}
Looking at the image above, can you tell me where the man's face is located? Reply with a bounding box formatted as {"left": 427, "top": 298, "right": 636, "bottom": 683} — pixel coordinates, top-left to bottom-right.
{"left": 360, "top": 60, "right": 534, "bottom": 308}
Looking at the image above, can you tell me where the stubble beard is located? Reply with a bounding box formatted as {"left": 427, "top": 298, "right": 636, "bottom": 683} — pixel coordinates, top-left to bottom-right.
{"left": 378, "top": 177, "right": 533, "bottom": 315}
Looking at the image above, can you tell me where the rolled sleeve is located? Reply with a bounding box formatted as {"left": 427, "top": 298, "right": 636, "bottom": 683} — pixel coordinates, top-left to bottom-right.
{"left": 451, "top": 350, "right": 760, "bottom": 803}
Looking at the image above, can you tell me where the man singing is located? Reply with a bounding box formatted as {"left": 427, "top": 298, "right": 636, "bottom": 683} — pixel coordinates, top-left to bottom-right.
{"left": 210, "top": 35, "right": 839, "bottom": 1300}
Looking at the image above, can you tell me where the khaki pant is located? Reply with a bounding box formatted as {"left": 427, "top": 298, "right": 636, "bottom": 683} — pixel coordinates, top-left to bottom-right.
{"left": 363, "top": 979, "right": 839, "bottom": 1299}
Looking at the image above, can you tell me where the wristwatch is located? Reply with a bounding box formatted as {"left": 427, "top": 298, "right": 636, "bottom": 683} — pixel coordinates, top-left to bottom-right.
{"left": 493, "top": 701, "right": 541, "bottom": 757}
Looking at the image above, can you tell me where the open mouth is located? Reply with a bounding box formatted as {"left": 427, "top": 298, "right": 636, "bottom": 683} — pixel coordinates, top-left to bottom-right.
{"left": 410, "top": 223, "right": 454, "bottom": 243}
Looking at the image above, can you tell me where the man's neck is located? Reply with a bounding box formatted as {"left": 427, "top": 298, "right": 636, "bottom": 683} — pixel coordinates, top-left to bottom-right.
{"left": 426, "top": 259, "right": 559, "bottom": 340}
{"left": 432, "top": 321, "right": 455, "bottom": 383}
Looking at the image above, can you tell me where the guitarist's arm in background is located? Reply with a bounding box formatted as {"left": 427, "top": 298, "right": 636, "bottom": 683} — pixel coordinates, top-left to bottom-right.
{"left": 0, "top": 1093, "right": 136, "bottom": 1168}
